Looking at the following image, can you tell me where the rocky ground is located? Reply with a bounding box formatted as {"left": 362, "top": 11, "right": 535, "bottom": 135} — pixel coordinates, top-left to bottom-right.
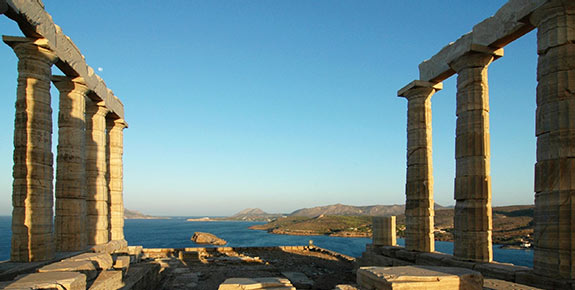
{"left": 152, "top": 247, "right": 356, "bottom": 290}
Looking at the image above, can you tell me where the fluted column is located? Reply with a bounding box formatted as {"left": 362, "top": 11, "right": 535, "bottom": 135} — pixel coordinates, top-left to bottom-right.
{"left": 449, "top": 46, "right": 502, "bottom": 262}
{"left": 3, "top": 36, "right": 58, "bottom": 262}
{"left": 53, "top": 76, "right": 89, "bottom": 252}
{"left": 531, "top": 0, "right": 575, "bottom": 279}
{"left": 398, "top": 80, "right": 442, "bottom": 252}
{"left": 107, "top": 118, "right": 127, "bottom": 241}
{"left": 86, "top": 100, "right": 110, "bottom": 245}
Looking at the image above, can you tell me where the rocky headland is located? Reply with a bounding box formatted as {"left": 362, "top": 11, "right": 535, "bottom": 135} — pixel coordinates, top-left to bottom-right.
{"left": 124, "top": 209, "right": 170, "bottom": 220}
{"left": 191, "top": 232, "right": 228, "bottom": 245}
{"left": 248, "top": 204, "right": 534, "bottom": 248}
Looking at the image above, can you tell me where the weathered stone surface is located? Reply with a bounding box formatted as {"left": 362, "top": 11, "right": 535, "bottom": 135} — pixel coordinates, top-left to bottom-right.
{"left": 107, "top": 118, "right": 127, "bottom": 241}
{"left": 64, "top": 252, "right": 113, "bottom": 270}
{"left": 474, "top": 262, "right": 530, "bottom": 281}
{"left": 218, "top": 277, "right": 295, "bottom": 290}
{"left": 38, "top": 260, "right": 98, "bottom": 280}
{"left": 399, "top": 81, "right": 441, "bottom": 253}
{"left": 357, "top": 266, "right": 483, "bottom": 290}
{"left": 114, "top": 255, "right": 131, "bottom": 272}
{"left": 88, "top": 270, "right": 123, "bottom": 290}
{"left": 372, "top": 216, "right": 396, "bottom": 247}
{"left": 484, "top": 278, "right": 544, "bottom": 290}
{"left": 91, "top": 239, "right": 128, "bottom": 254}
{"left": 450, "top": 50, "right": 495, "bottom": 263}
{"left": 3, "top": 272, "right": 86, "bottom": 290}
{"left": 281, "top": 272, "right": 313, "bottom": 289}
{"left": 192, "top": 232, "right": 227, "bottom": 246}
{"left": 4, "top": 36, "right": 58, "bottom": 262}
{"left": 532, "top": 1, "right": 575, "bottom": 280}
{"left": 86, "top": 100, "right": 109, "bottom": 246}
{"left": 53, "top": 75, "right": 89, "bottom": 252}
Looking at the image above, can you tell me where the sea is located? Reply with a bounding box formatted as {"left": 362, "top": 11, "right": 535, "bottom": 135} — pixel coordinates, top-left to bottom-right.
{"left": 0, "top": 216, "right": 534, "bottom": 268}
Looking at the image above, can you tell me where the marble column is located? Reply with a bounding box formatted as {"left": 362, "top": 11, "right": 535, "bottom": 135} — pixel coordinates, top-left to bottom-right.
{"left": 86, "top": 100, "right": 110, "bottom": 245}
{"left": 531, "top": 0, "right": 575, "bottom": 279}
{"left": 53, "top": 76, "right": 89, "bottom": 252}
{"left": 3, "top": 36, "right": 58, "bottom": 262}
{"left": 448, "top": 46, "right": 502, "bottom": 263}
{"left": 107, "top": 118, "right": 127, "bottom": 241}
{"left": 373, "top": 216, "right": 396, "bottom": 247}
{"left": 398, "top": 80, "right": 442, "bottom": 252}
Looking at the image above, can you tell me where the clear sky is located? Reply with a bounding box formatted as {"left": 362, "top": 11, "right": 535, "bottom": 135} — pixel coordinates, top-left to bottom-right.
{"left": 0, "top": 1, "right": 538, "bottom": 216}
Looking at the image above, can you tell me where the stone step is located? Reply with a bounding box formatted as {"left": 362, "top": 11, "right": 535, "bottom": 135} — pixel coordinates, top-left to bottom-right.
{"left": 1, "top": 272, "right": 86, "bottom": 290}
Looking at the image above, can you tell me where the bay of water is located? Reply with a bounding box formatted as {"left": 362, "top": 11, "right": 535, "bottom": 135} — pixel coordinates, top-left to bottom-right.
{"left": 0, "top": 216, "right": 533, "bottom": 268}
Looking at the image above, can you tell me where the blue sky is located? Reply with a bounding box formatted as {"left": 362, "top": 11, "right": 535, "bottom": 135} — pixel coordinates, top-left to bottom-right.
{"left": 0, "top": 1, "right": 537, "bottom": 216}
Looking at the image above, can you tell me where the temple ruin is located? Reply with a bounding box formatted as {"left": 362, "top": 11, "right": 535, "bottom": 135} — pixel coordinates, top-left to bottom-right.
{"left": 1, "top": 0, "right": 574, "bottom": 289}
{"left": 360, "top": 0, "right": 575, "bottom": 287}
{"left": 0, "top": 0, "right": 127, "bottom": 261}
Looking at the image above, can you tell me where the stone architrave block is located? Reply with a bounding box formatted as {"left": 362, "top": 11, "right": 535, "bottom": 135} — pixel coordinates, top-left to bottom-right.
{"left": 4, "top": 272, "right": 86, "bottom": 290}
{"left": 38, "top": 260, "right": 98, "bottom": 280}
{"left": 64, "top": 252, "right": 113, "bottom": 270}
{"left": 357, "top": 266, "right": 483, "bottom": 290}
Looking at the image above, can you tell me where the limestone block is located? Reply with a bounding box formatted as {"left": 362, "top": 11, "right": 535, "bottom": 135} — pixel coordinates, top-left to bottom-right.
{"left": 281, "top": 272, "right": 313, "bottom": 289}
{"left": 3, "top": 272, "right": 86, "bottom": 290}
{"left": 39, "top": 260, "right": 98, "bottom": 280}
{"left": 414, "top": 252, "right": 449, "bottom": 266}
{"left": 395, "top": 250, "right": 419, "bottom": 262}
{"left": 113, "top": 255, "right": 130, "bottom": 272}
{"left": 537, "top": 70, "right": 575, "bottom": 105}
{"left": 453, "top": 231, "right": 493, "bottom": 262}
{"left": 372, "top": 216, "right": 396, "bottom": 246}
{"left": 534, "top": 159, "right": 575, "bottom": 192}
{"left": 515, "top": 270, "right": 572, "bottom": 289}
{"left": 537, "top": 44, "right": 575, "bottom": 80}
{"left": 537, "top": 131, "right": 575, "bottom": 161}
{"left": 88, "top": 270, "right": 123, "bottom": 290}
{"left": 375, "top": 246, "right": 402, "bottom": 258}
{"left": 536, "top": 98, "right": 575, "bottom": 137}
{"left": 218, "top": 277, "right": 295, "bottom": 290}
{"left": 474, "top": 262, "right": 531, "bottom": 281}
{"left": 65, "top": 252, "right": 113, "bottom": 270}
{"left": 441, "top": 256, "right": 477, "bottom": 270}
{"left": 454, "top": 175, "right": 491, "bottom": 200}
{"left": 533, "top": 5, "right": 575, "bottom": 53}
{"left": 357, "top": 266, "right": 483, "bottom": 290}
{"left": 454, "top": 200, "right": 492, "bottom": 231}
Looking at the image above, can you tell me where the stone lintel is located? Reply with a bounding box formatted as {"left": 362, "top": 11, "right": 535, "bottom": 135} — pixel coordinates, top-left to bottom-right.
{"left": 51, "top": 75, "right": 87, "bottom": 85}
{"left": 419, "top": 32, "right": 504, "bottom": 82}
{"left": 2, "top": 0, "right": 125, "bottom": 119}
{"left": 398, "top": 80, "right": 443, "bottom": 98}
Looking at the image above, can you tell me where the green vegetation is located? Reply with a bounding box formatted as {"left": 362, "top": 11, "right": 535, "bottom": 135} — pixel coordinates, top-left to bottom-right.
{"left": 250, "top": 215, "right": 372, "bottom": 236}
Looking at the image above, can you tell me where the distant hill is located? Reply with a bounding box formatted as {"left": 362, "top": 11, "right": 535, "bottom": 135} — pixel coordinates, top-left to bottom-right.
{"left": 289, "top": 203, "right": 447, "bottom": 217}
{"left": 124, "top": 209, "right": 170, "bottom": 219}
{"left": 232, "top": 208, "right": 268, "bottom": 217}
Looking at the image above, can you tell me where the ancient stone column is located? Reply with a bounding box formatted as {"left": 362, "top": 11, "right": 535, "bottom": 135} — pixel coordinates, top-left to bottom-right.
{"left": 398, "top": 80, "right": 442, "bottom": 252}
{"left": 53, "top": 76, "right": 89, "bottom": 252}
{"left": 3, "top": 36, "right": 58, "bottom": 262}
{"left": 448, "top": 46, "right": 502, "bottom": 263}
{"left": 106, "top": 118, "right": 127, "bottom": 241}
{"left": 373, "top": 216, "right": 396, "bottom": 246}
{"left": 86, "top": 100, "right": 110, "bottom": 245}
{"left": 531, "top": 0, "right": 575, "bottom": 279}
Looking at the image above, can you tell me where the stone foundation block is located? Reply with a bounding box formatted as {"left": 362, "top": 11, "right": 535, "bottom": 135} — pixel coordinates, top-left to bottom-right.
{"left": 415, "top": 252, "right": 450, "bottom": 266}
{"left": 38, "top": 260, "right": 98, "bottom": 280}
{"left": 114, "top": 255, "right": 131, "bottom": 272}
{"left": 395, "top": 249, "right": 419, "bottom": 262}
{"left": 218, "top": 277, "right": 295, "bottom": 290}
{"left": 357, "top": 266, "right": 483, "bottom": 290}
{"left": 281, "top": 272, "right": 313, "bottom": 289}
{"left": 474, "top": 262, "right": 530, "bottom": 281}
{"left": 515, "top": 270, "right": 572, "bottom": 290}
{"left": 3, "top": 272, "right": 86, "bottom": 290}
{"left": 88, "top": 270, "right": 123, "bottom": 290}
{"left": 64, "top": 252, "right": 113, "bottom": 270}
